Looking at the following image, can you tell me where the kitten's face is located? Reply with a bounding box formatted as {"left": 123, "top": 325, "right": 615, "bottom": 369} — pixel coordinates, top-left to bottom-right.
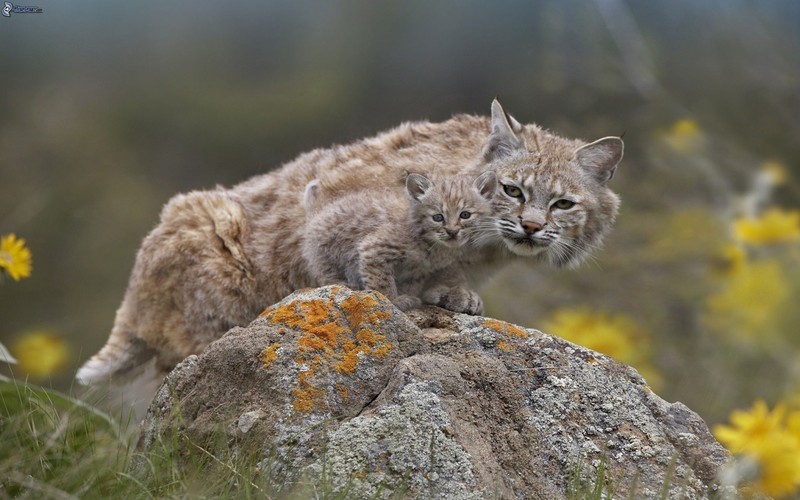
{"left": 489, "top": 145, "right": 621, "bottom": 267}
{"left": 408, "top": 174, "right": 496, "bottom": 249}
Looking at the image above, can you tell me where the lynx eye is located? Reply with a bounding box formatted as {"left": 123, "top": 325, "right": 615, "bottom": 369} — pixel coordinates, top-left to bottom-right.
{"left": 432, "top": 214, "right": 445, "bottom": 222}
{"left": 502, "top": 184, "right": 523, "bottom": 199}
{"left": 459, "top": 211, "right": 472, "bottom": 219}
{"left": 552, "top": 199, "right": 575, "bottom": 210}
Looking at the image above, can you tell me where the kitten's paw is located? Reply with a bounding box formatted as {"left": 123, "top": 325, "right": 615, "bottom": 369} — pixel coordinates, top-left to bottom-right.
{"left": 393, "top": 294, "right": 423, "bottom": 312}
{"left": 423, "top": 286, "right": 484, "bottom": 315}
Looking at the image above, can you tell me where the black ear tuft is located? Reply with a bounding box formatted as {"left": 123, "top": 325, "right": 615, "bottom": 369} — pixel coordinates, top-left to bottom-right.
{"left": 482, "top": 99, "right": 525, "bottom": 162}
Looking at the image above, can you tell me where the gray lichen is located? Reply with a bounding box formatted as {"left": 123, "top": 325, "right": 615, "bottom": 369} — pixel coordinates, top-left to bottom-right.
{"left": 312, "top": 381, "right": 481, "bottom": 499}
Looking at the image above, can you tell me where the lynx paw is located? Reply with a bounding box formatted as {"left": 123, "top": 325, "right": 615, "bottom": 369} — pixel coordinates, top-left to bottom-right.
{"left": 393, "top": 294, "right": 423, "bottom": 312}
{"left": 422, "top": 285, "right": 484, "bottom": 316}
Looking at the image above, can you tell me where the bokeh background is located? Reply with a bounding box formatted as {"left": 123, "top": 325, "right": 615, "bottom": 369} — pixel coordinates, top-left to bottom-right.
{"left": 2, "top": 0, "right": 800, "bottom": 428}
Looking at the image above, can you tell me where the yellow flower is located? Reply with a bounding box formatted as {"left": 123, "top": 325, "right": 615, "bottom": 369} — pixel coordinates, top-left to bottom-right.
{"left": 0, "top": 233, "right": 32, "bottom": 281}
{"left": 753, "top": 435, "right": 800, "bottom": 497}
{"left": 714, "top": 400, "right": 785, "bottom": 453}
{"left": 10, "top": 330, "right": 70, "bottom": 379}
{"left": 663, "top": 118, "right": 702, "bottom": 152}
{"left": 714, "top": 400, "right": 800, "bottom": 497}
{"left": 704, "top": 260, "right": 790, "bottom": 340}
{"left": 711, "top": 244, "right": 747, "bottom": 277}
{"left": 761, "top": 161, "right": 788, "bottom": 186}
{"left": 734, "top": 208, "right": 800, "bottom": 245}
{"left": 543, "top": 308, "right": 661, "bottom": 389}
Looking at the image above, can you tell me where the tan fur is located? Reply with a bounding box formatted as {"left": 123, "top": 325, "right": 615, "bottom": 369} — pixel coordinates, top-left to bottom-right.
{"left": 77, "top": 100, "right": 623, "bottom": 386}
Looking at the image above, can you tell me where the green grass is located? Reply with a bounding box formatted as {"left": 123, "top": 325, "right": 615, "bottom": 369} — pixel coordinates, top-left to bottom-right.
{"left": 567, "top": 456, "right": 621, "bottom": 500}
{"left": 0, "top": 376, "right": 298, "bottom": 499}
{"left": 0, "top": 374, "right": 131, "bottom": 497}
{"left": 0, "top": 376, "right": 385, "bottom": 499}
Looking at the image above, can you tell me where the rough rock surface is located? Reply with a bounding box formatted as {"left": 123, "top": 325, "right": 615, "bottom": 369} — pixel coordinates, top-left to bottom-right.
{"left": 140, "top": 286, "right": 728, "bottom": 499}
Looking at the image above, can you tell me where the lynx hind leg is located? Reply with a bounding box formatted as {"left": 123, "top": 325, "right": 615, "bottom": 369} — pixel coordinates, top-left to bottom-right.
{"left": 422, "top": 284, "right": 485, "bottom": 316}
{"left": 79, "top": 189, "right": 258, "bottom": 386}
{"left": 76, "top": 304, "right": 157, "bottom": 386}
{"left": 145, "top": 189, "right": 259, "bottom": 356}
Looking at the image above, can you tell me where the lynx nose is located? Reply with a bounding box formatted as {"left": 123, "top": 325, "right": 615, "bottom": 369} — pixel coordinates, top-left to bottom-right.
{"left": 445, "top": 228, "right": 459, "bottom": 238}
{"left": 520, "top": 220, "right": 543, "bottom": 234}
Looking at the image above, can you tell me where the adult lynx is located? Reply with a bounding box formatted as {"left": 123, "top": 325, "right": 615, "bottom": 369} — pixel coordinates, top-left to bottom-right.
{"left": 302, "top": 172, "right": 496, "bottom": 314}
{"left": 77, "top": 100, "right": 623, "bottom": 386}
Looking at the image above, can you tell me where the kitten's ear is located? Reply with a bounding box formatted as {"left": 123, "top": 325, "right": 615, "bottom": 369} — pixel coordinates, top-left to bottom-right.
{"left": 482, "top": 98, "right": 525, "bottom": 162}
{"left": 406, "top": 173, "right": 433, "bottom": 201}
{"left": 474, "top": 171, "right": 498, "bottom": 200}
{"left": 574, "top": 137, "right": 624, "bottom": 184}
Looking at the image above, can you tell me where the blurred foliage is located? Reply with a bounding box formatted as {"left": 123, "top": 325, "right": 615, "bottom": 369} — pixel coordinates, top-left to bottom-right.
{"left": 1, "top": 0, "right": 800, "bottom": 433}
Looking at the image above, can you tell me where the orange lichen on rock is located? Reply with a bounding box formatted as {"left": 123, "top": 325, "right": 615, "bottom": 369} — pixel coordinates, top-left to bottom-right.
{"left": 483, "top": 319, "right": 529, "bottom": 339}
{"left": 293, "top": 365, "right": 325, "bottom": 413}
{"left": 262, "top": 343, "right": 281, "bottom": 368}
{"left": 265, "top": 292, "right": 395, "bottom": 413}
{"left": 336, "top": 384, "right": 350, "bottom": 403}
{"left": 293, "top": 383, "right": 323, "bottom": 413}
{"left": 342, "top": 293, "right": 392, "bottom": 329}
{"left": 504, "top": 323, "right": 529, "bottom": 338}
{"left": 337, "top": 346, "right": 364, "bottom": 375}
{"left": 372, "top": 343, "right": 392, "bottom": 358}
{"left": 483, "top": 319, "right": 508, "bottom": 333}
{"left": 483, "top": 319, "right": 530, "bottom": 354}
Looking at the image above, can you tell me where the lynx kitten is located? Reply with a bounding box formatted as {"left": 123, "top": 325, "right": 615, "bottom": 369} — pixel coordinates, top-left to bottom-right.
{"left": 302, "top": 172, "right": 497, "bottom": 313}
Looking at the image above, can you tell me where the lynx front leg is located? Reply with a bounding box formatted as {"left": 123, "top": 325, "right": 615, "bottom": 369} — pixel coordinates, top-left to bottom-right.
{"left": 308, "top": 256, "right": 351, "bottom": 288}
{"left": 357, "top": 237, "right": 421, "bottom": 311}
{"left": 421, "top": 265, "right": 484, "bottom": 315}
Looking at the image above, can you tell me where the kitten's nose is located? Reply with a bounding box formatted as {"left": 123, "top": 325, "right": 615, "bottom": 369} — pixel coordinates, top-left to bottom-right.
{"left": 445, "top": 228, "right": 459, "bottom": 238}
{"left": 521, "top": 220, "right": 543, "bottom": 234}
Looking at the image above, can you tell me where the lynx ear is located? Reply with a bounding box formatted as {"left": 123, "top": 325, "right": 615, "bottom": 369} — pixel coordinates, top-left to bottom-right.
{"left": 574, "top": 137, "right": 624, "bottom": 184}
{"left": 474, "top": 171, "right": 497, "bottom": 200}
{"left": 406, "top": 173, "right": 434, "bottom": 201}
{"left": 482, "top": 98, "right": 525, "bottom": 162}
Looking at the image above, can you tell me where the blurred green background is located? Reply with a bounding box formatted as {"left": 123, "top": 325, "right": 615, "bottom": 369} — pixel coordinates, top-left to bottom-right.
{"left": 2, "top": 0, "right": 799, "bottom": 426}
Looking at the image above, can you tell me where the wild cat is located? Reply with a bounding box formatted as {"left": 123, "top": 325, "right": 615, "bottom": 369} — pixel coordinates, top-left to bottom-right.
{"left": 302, "top": 172, "right": 497, "bottom": 314}
{"left": 76, "top": 99, "right": 623, "bottom": 389}
{"left": 479, "top": 100, "right": 623, "bottom": 269}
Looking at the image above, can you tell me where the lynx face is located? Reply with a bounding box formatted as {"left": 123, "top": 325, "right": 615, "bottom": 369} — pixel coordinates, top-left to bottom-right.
{"left": 406, "top": 172, "right": 497, "bottom": 250}
{"left": 491, "top": 150, "right": 620, "bottom": 267}
{"left": 482, "top": 100, "right": 623, "bottom": 268}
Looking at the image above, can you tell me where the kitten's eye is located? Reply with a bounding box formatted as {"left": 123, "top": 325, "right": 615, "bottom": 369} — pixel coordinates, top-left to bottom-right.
{"left": 459, "top": 211, "right": 472, "bottom": 220}
{"left": 432, "top": 214, "right": 445, "bottom": 222}
{"left": 552, "top": 199, "right": 575, "bottom": 210}
{"left": 502, "top": 184, "right": 523, "bottom": 199}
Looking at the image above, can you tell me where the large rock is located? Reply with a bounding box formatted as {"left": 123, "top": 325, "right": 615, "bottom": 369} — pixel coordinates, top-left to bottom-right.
{"left": 140, "top": 286, "right": 728, "bottom": 498}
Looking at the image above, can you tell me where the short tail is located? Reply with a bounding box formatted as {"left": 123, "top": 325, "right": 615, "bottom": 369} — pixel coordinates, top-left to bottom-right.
{"left": 76, "top": 330, "right": 156, "bottom": 386}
